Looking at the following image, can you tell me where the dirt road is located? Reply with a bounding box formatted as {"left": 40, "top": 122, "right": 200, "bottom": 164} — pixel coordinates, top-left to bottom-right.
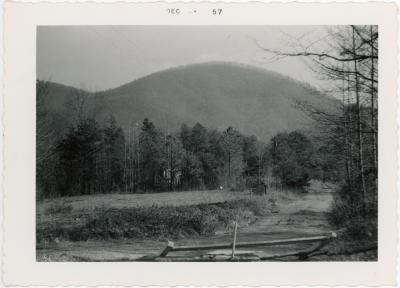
{"left": 37, "top": 190, "right": 333, "bottom": 261}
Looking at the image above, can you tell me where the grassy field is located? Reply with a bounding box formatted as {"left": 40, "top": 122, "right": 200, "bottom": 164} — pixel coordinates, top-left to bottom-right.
{"left": 36, "top": 190, "right": 274, "bottom": 244}
{"left": 37, "top": 180, "right": 333, "bottom": 216}
{"left": 37, "top": 190, "right": 251, "bottom": 230}
{"left": 36, "top": 183, "right": 328, "bottom": 238}
{"left": 37, "top": 190, "right": 249, "bottom": 215}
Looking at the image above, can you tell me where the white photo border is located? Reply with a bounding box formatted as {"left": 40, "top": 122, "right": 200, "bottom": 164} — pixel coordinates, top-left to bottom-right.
{"left": 3, "top": 2, "right": 398, "bottom": 286}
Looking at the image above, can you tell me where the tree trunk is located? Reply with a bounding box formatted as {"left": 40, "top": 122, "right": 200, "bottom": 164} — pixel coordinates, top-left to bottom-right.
{"left": 228, "top": 151, "right": 231, "bottom": 189}
{"left": 124, "top": 138, "right": 127, "bottom": 193}
{"left": 370, "top": 25, "right": 378, "bottom": 188}
{"left": 352, "top": 26, "right": 367, "bottom": 214}
{"left": 346, "top": 74, "right": 354, "bottom": 185}
{"left": 342, "top": 63, "right": 352, "bottom": 189}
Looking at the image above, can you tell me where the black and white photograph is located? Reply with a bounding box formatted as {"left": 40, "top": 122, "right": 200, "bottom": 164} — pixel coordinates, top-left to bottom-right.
{"left": 35, "top": 25, "right": 378, "bottom": 262}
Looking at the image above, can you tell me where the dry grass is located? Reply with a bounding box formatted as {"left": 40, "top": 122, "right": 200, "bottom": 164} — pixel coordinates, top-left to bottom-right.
{"left": 37, "top": 183, "right": 331, "bottom": 230}
{"left": 37, "top": 180, "right": 332, "bottom": 216}
{"left": 37, "top": 190, "right": 253, "bottom": 240}
{"left": 37, "top": 190, "right": 248, "bottom": 215}
{"left": 36, "top": 183, "right": 334, "bottom": 243}
{"left": 37, "top": 197, "right": 272, "bottom": 243}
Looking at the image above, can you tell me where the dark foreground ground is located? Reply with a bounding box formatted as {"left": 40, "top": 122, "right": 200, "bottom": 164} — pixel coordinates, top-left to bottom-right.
{"left": 37, "top": 184, "right": 376, "bottom": 261}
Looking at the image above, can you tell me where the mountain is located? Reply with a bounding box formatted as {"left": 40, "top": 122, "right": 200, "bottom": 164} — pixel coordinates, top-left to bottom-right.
{"left": 40, "top": 62, "right": 338, "bottom": 141}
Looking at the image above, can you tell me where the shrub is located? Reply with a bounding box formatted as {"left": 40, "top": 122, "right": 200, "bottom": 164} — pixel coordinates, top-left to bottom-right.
{"left": 328, "top": 184, "right": 377, "bottom": 241}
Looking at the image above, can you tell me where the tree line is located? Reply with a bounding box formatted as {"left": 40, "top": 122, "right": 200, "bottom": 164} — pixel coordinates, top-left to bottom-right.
{"left": 37, "top": 83, "right": 320, "bottom": 198}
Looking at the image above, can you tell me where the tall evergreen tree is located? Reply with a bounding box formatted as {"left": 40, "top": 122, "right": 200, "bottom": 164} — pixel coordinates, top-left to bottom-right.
{"left": 103, "top": 115, "right": 125, "bottom": 192}
{"left": 267, "top": 131, "right": 313, "bottom": 189}
{"left": 221, "top": 127, "right": 244, "bottom": 190}
{"left": 56, "top": 118, "right": 102, "bottom": 195}
{"left": 139, "top": 118, "right": 164, "bottom": 191}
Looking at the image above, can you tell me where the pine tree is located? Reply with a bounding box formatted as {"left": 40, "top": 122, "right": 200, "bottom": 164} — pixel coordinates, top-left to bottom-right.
{"left": 103, "top": 115, "right": 125, "bottom": 192}
{"left": 139, "top": 118, "right": 164, "bottom": 191}
{"left": 221, "top": 127, "right": 244, "bottom": 190}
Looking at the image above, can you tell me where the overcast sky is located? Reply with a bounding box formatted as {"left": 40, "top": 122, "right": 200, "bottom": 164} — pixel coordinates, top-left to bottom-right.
{"left": 37, "top": 26, "right": 328, "bottom": 91}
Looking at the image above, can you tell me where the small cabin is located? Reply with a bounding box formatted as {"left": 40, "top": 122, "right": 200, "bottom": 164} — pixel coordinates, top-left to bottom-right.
{"left": 250, "top": 183, "right": 267, "bottom": 196}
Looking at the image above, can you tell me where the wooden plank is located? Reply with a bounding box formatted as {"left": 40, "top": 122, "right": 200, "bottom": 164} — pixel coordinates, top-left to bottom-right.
{"left": 161, "top": 232, "right": 336, "bottom": 256}
{"left": 159, "top": 241, "right": 175, "bottom": 257}
{"left": 259, "top": 238, "right": 331, "bottom": 260}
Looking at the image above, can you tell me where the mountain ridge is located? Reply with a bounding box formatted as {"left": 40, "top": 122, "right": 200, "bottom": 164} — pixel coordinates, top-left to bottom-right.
{"left": 100, "top": 61, "right": 310, "bottom": 93}
{"left": 39, "top": 62, "right": 338, "bottom": 141}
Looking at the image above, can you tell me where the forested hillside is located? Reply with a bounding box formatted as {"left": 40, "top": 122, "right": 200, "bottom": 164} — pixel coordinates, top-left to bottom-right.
{"left": 37, "top": 62, "right": 340, "bottom": 198}
{"left": 39, "top": 62, "right": 338, "bottom": 142}
{"left": 37, "top": 93, "right": 319, "bottom": 198}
